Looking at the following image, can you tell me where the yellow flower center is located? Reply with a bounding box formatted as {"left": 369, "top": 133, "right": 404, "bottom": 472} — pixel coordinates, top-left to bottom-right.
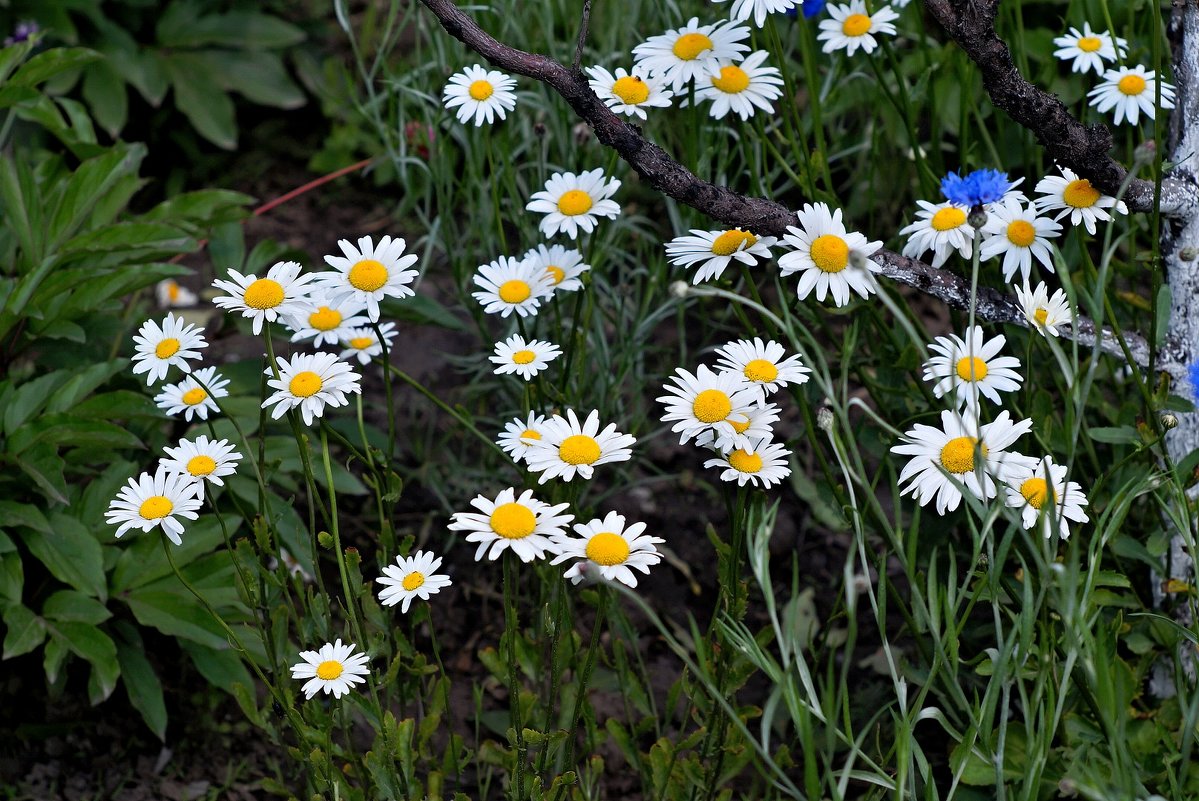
{"left": 155, "top": 338, "right": 181, "bottom": 358}
{"left": 348, "top": 259, "right": 388, "bottom": 292}
{"left": 1034, "top": 307, "right": 1049, "bottom": 325}
{"left": 1076, "top": 36, "right": 1102, "bottom": 52}
{"left": 546, "top": 265, "right": 565, "bottom": 284}
{"left": 469, "top": 80, "right": 494, "bottom": 100}
{"left": 743, "top": 359, "right": 778, "bottom": 383}
{"left": 672, "top": 32, "right": 713, "bottom": 61}
{"left": 187, "top": 455, "right": 217, "bottom": 476}
{"left": 1019, "top": 477, "right": 1055, "bottom": 510}
{"left": 1062, "top": 179, "right": 1100, "bottom": 209}
{"left": 1117, "top": 74, "right": 1147, "bottom": 96}
{"left": 931, "top": 207, "right": 967, "bottom": 231}
{"left": 728, "top": 449, "right": 763, "bottom": 473}
{"left": 939, "top": 436, "right": 987, "bottom": 474}
{"left": 521, "top": 428, "right": 542, "bottom": 441}
{"left": 166, "top": 281, "right": 180, "bottom": 302}
{"left": 711, "top": 65, "right": 750, "bottom": 94}
{"left": 348, "top": 336, "right": 375, "bottom": 350}
{"left": 559, "top": 434, "right": 601, "bottom": 465}
{"left": 585, "top": 532, "right": 630, "bottom": 566}
{"left": 611, "top": 75, "right": 649, "bottom": 105}
{"left": 692, "top": 389, "right": 732, "bottom": 424}
{"left": 1006, "top": 220, "right": 1037, "bottom": 247}
{"left": 842, "top": 13, "right": 872, "bottom": 36}
{"left": 243, "top": 278, "right": 285, "bottom": 310}
{"left": 402, "top": 572, "right": 425, "bottom": 591}
{"left": 557, "top": 189, "right": 593, "bottom": 216}
{"left": 181, "top": 388, "right": 208, "bottom": 406}
{"left": 498, "top": 279, "right": 531, "bottom": 304}
{"left": 489, "top": 502, "right": 536, "bottom": 539}
{"left": 316, "top": 660, "right": 343, "bottom": 680}
{"left": 309, "top": 306, "right": 342, "bottom": 331}
{"left": 512, "top": 349, "right": 537, "bottom": 365}
{"left": 289, "top": 371, "right": 323, "bottom": 398}
{"left": 710, "top": 229, "right": 758, "bottom": 256}
{"left": 955, "top": 356, "right": 989, "bottom": 382}
{"left": 810, "top": 234, "right": 849, "bottom": 273}
{"left": 729, "top": 416, "right": 751, "bottom": 434}
{"left": 139, "top": 495, "right": 173, "bottom": 519}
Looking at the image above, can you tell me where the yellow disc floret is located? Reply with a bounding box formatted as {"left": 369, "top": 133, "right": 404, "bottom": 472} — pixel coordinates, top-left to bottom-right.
{"left": 546, "top": 265, "right": 565, "bottom": 284}
{"left": 1019, "top": 477, "right": 1054, "bottom": 509}
{"left": 468, "top": 80, "right": 494, "bottom": 101}
{"left": 512, "top": 349, "right": 537, "bottom": 365}
{"left": 1076, "top": 36, "right": 1102, "bottom": 52}
{"left": 559, "top": 434, "right": 601, "bottom": 465}
{"left": 1034, "top": 308, "right": 1049, "bottom": 325}
{"left": 810, "top": 235, "right": 849, "bottom": 273}
{"left": 155, "top": 338, "right": 181, "bottom": 358}
{"left": 402, "top": 572, "right": 426, "bottom": 591}
{"left": 181, "top": 388, "right": 208, "bottom": 406}
{"left": 139, "top": 495, "right": 173, "bottom": 520}
{"left": 842, "top": 13, "right": 872, "bottom": 36}
{"left": 489, "top": 503, "right": 536, "bottom": 539}
{"left": 498, "top": 279, "right": 531, "bottom": 304}
{"left": 289, "top": 371, "right": 323, "bottom": 398}
{"left": 672, "top": 32, "right": 713, "bottom": 61}
{"left": 316, "top": 660, "right": 344, "bottom": 680}
{"left": 710, "top": 229, "right": 758, "bottom": 256}
{"left": 348, "top": 259, "right": 388, "bottom": 292}
{"left": 187, "top": 455, "right": 217, "bottom": 476}
{"left": 1117, "top": 74, "right": 1147, "bottom": 96}
{"left": 1006, "top": 220, "right": 1036, "bottom": 247}
{"left": 557, "top": 190, "right": 593, "bottom": 216}
{"left": 692, "top": 389, "right": 733, "bottom": 423}
{"left": 243, "top": 278, "right": 285, "bottom": 309}
{"left": 611, "top": 75, "right": 649, "bottom": 105}
{"left": 743, "top": 359, "right": 778, "bottom": 383}
{"left": 309, "top": 306, "right": 342, "bottom": 331}
{"left": 955, "top": 356, "right": 989, "bottom": 382}
{"left": 728, "top": 449, "right": 763, "bottom": 473}
{"left": 348, "top": 336, "right": 374, "bottom": 350}
{"left": 931, "top": 207, "right": 967, "bottom": 231}
{"left": 586, "top": 532, "right": 630, "bottom": 566}
{"left": 1062, "top": 179, "right": 1100, "bottom": 209}
{"left": 711, "top": 65, "right": 750, "bottom": 94}
{"left": 939, "top": 436, "right": 986, "bottom": 474}
{"left": 521, "top": 429, "right": 542, "bottom": 441}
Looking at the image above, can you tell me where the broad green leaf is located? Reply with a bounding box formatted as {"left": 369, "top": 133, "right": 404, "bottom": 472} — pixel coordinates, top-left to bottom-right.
{"left": 2, "top": 367, "right": 71, "bottom": 436}
{"left": 0, "top": 553, "right": 23, "bottom": 604}
{"left": 159, "top": 10, "right": 305, "bottom": 49}
{"left": 47, "top": 143, "right": 146, "bottom": 251}
{"left": 382, "top": 294, "right": 467, "bottom": 332}
{"left": 21, "top": 513, "right": 106, "bottom": 600}
{"left": 82, "top": 58, "right": 128, "bottom": 138}
{"left": 1088, "top": 426, "right": 1140, "bottom": 445}
{"left": 43, "top": 634, "right": 69, "bottom": 684}
{"left": 8, "top": 48, "right": 101, "bottom": 88}
{"left": 2, "top": 603, "right": 45, "bottom": 658}
{"left": 7, "top": 416, "right": 144, "bottom": 455}
{"left": 0, "top": 156, "right": 41, "bottom": 269}
{"left": 181, "top": 639, "right": 254, "bottom": 695}
{"left": 123, "top": 587, "right": 229, "bottom": 649}
{"left": 142, "top": 189, "right": 253, "bottom": 226}
{"left": 44, "top": 360, "right": 131, "bottom": 414}
{"left": 70, "top": 390, "right": 161, "bottom": 420}
{"left": 200, "top": 50, "right": 304, "bottom": 109}
{"left": 117, "top": 640, "right": 168, "bottom": 740}
{"left": 110, "top": 515, "right": 235, "bottom": 593}
{"left": 43, "top": 590, "right": 112, "bottom": 624}
{"left": 58, "top": 221, "right": 194, "bottom": 258}
{"left": 164, "top": 54, "right": 236, "bottom": 150}
{"left": 0, "top": 501, "right": 52, "bottom": 533}
{"left": 49, "top": 621, "right": 120, "bottom": 702}
{"left": 15, "top": 444, "right": 69, "bottom": 505}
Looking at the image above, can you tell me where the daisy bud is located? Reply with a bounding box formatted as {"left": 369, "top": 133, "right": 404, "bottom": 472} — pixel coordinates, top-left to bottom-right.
{"left": 1180, "top": 246, "right": 1198, "bottom": 262}
{"left": 669, "top": 280, "right": 690, "bottom": 298}
{"left": 1161, "top": 413, "right": 1179, "bottom": 430}
{"left": 318, "top": 531, "right": 334, "bottom": 549}
{"left": 816, "top": 406, "right": 834, "bottom": 432}
{"left": 572, "top": 122, "right": 591, "bottom": 146}
{"left": 533, "top": 121, "right": 547, "bottom": 137}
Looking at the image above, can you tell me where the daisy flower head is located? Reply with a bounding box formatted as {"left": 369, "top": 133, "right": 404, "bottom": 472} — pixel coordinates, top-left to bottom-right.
{"left": 979, "top": 197, "right": 1063, "bottom": 283}
{"left": 442, "top": 64, "right": 517, "bottom": 126}
{"left": 212, "top": 261, "right": 315, "bottom": 335}
{"left": 1015, "top": 281, "right": 1073, "bottom": 338}
{"left": 550, "top": 511, "right": 664, "bottom": 588}
{"left": 524, "top": 409, "right": 637, "bottom": 484}
{"left": 715, "top": 0, "right": 801, "bottom": 28}
{"left": 665, "top": 227, "right": 777, "bottom": 284}
{"left": 263, "top": 351, "right": 362, "bottom": 426}
{"left": 898, "top": 201, "right": 974, "bottom": 268}
{"left": 159, "top": 435, "right": 242, "bottom": 500}
{"left": 497, "top": 411, "right": 548, "bottom": 463}
{"left": 921, "top": 325, "right": 1024, "bottom": 411}
{"left": 377, "top": 550, "right": 452, "bottom": 612}
{"left": 447, "top": 487, "right": 574, "bottom": 562}
{"left": 1034, "top": 168, "right": 1127, "bottom": 235}
{"left": 693, "top": 50, "right": 785, "bottom": 121}
{"left": 490, "top": 334, "right": 562, "bottom": 380}
{"left": 694, "top": 400, "right": 781, "bottom": 453}
{"left": 1053, "top": 23, "right": 1126, "bottom": 75}
{"left": 818, "top": 1, "right": 899, "bottom": 56}
{"left": 290, "top": 640, "right": 370, "bottom": 700}
{"left": 154, "top": 366, "right": 229, "bottom": 422}
{"left": 1088, "top": 65, "right": 1176, "bottom": 126}
{"left": 526, "top": 169, "right": 621, "bottom": 240}
{"left": 891, "top": 410, "right": 1036, "bottom": 515}
{"left": 105, "top": 467, "right": 203, "bottom": 546}
{"left": 155, "top": 279, "right": 197, "bottom": 308}
{"left": 287, "top": 299, "right": 369, "bottom": 347}
{"left": 778, "top": 202, "right": 883, "bottom": 306}
{"left": 585, "top": 64, "right": 672, "bottom": 119}
{"left": 338, "top": 322, "right": 397, "bottom": 366}
{"left": 715, "top": 338, "right": 811, "bottom": 404}
{"left": 631, "top": 17, "right": 751, "bottom": 93}
{"left": 704, "top": 441, "right": 792, "bottom": 488}
{"left": 472, "top": 255, "right": 554, "bottom": 318}
{"left": 657, "top": 364, "right": 759, "bottom": 447}
{"left": 941, "top": 168, "right": 1014, "bottom": 210}
{"left": 316, "top": 235, "right": 419, "bottom": 322}
{"left": 523, "top": 243, "right": 590, "bottom": 293}
{"left": 1004, "top": 456, "right": 1089, "bottom": 540}
{"left": 131, "top": 312, "right": 207, "bottom": 385}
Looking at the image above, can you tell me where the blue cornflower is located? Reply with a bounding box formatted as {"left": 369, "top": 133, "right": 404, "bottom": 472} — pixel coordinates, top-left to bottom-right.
{"left": 941, "top": 169, "right": 1011, "bottom": 208}
{"left": 1189, "top": 361, "right": 1199, "bottom": 401}
{"left": 785, "top": 0, "right": 828, "bottom": 18}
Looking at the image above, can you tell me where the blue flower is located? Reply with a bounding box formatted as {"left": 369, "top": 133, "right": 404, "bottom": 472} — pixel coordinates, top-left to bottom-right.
{"left": 941, "top": 169, "right": 1011, "bottom": 208}
{"left": 1189, "top": 361, "right": 1199, "bottom": 401}
{"left": 785, "top": 0, "right": 828, "bottom": 18}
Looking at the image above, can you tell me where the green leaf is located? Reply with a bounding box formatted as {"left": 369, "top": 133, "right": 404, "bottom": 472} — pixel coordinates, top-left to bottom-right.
{"left": 200, "top": 50, "right": 304, "bottom": 109}
{"left": 46, "top": 143, "right": 146, "bottom": 251}
{"left": 159, "top": 11, "right": 305, "bottom": 49}
{"left": 117, "top": 640, "right": 168, "bottom": 740}
{"left": 142, "top": 189, "right": 253, "bottom": 227}
{"left": 123, "top": 587, "right": 229, "bottom": 649}
{"left": 43, "top": 590, "right": 112, "bottom": 625}
{"left": 3, "top": 603, "right": 46, "bottom": 659}
{"left": 164, "top": 54, "right": 237, "bottom": 150}
{"left": 382, "top": 294, "right": 467, "bottom": 332}
{"left": 59, "top": 221, "right": 194, "bottom": 258}
{"left": 15, "top": 444, "right": 69, "bottom": 505}
{"left": 1155, "top": 285, "right": 1172, "bottom": 349}
{"left": 42, "top": 361, "right": 131, "bottom": 414}
{"left": 0, "top": 553, "right": 24, "bottom": 604}
{"left": 3, "top": 370, "right": 71, "bottom": 434}
{"left": 7, "top": 416, "right": 144, "bottom": 455}
{"left": 69, "top": 390, "right": 161, "bottom": 420}
{"left": 8, "top": 48, "right": 101, "bottom": 88}
{"left": 82, "top": 58, "right": 128, "bottom": 138}
{"left": 20, "top": 513, "right": 107, "bottom": 601}
{"left": 110, "top": 515, "right": 234, "bottom": 593}
{"left": 0, "top": 500, "right": 52, "bottom": 533}
{"left": 181, "top": 639, "right": 254, "bottom": 695}
{"left": 49, "top": 621, "right": 120, "bottom": 702}
{"left": 1088, "top": 426, "right": 1140, "bottom": 445}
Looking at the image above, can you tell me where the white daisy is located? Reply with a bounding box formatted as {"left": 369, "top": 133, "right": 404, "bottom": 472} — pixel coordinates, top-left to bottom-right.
{"left": 657, "top": 364, "right": 758, "bottom": 447}
{"left": 585, "top": 64, "right": 672, "bottom": 119}
{"left": 338, "top": 322, "right": 397, "bottom": 366}
{"left": 159, "top": 435, "right": 241, "bottom": 500}
{"left": 818, "top": 1, "right": 900, "bottom": 56}
{"left": 703, "top": 441, "right": 792, "bottom": 488}
{"left": 212, "top": 261, "right": 315, "bottom": 336}
{"left": 979, "top": 197, "right": 1062, "bottom": 283}
{"left": 713, "top": 0, "right": 801, "bottom": 28}
{"left": 714, "top": 338, "right": 811, "bottom": 405}
{"left": 1004, "top": 456, "right": 1090, "bottom": 540}
{"left": 525, "top": 169, "right": 622, "bottom": 240}
{"left": 155, "top": 279, "right": 197, "bottom": 308}
{"left": 290, "top": 640, "right": 370, "bottom": 700}
{"left": 693, "top": 50, "right": 784, "bottom": 121}
{"left": 1014, "top": 281, "right": 1073, "bottom": 338}
{"left": 130, "top": 312, "right": 207, "bottom": 385}
{"left": 891, "top": 410, "right": 1036, "bottom": 515}
{"left": 694, "top": 400, "right": 781, "bottom": 453}
{"left": 489, "top": 334, "right": 562, "bottom": 380}
{"left": 1052, "top": 23, "right": 1126, "bottom": 75}
{"left": 778, "top": 202, "right": 883, "bottom": 306}
{"left": 315, "top": 235, "right": 419, "bottom": 322}
{"left": 262, "top": 352, "right": 362, "bottom": 426}
{"left": 105, "top": 467, "right": 203, "bottom": 546}
{"left": 1088, "top": 64, "right": 1176, "bottom": 126}
{"left": 523, "top": 243, "right": 590, "bottom": 293}
{"left": 666, "top": 227, "right": 777, "bottom": 284}
{"left": 442, "top": 64, "right": 518, "bottom": 126}
{"left": 898, "top": 200, "right": 973, "bottom": 268}
{"left": 550, "top": 511, "right": 664, "bottom": 588}
{"left": 524, "top": 409, "right": 637, "bottom": 484}
{"left": 287, "top": 299, "right": 370, "bottom": 347}
{"left": 472, "top": 255, "right": 554, "bottom": 318}
{"left": 497, "top": 411, "right": 547, "bottom": 462}
{"left": 376, "top": 550, "right": 452, "bottom": 612}
{"left": 154, "top": 366, "right": 229, "bottom": 422}
{"left": 1034, "top": 168, "right": 1128, "bottom": 235}
{"left": 632, "top": 17, "right": 751, "bottom": 93}
{"left": 447, "top": 487, "right": 574, "bottom": 562}
{"left": 922, "top": 326, "right": 1024, "bottom": 411}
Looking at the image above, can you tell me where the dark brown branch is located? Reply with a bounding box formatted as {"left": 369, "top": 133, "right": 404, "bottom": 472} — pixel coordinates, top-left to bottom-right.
{"left": 571, "top": 0, "right": 593, "bottom": 73}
